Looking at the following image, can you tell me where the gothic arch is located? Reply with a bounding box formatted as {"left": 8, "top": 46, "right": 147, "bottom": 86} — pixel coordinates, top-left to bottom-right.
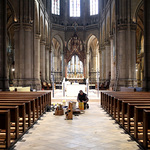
{"left": 52, "top": 34, "right": 64, "bottom": 53}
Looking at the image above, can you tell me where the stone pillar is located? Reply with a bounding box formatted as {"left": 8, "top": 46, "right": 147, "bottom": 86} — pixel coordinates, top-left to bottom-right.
{"left": 53, "top": 56, "right": 57, "bottom": 72}
{"left": 102, "top": 48, "right": 106, "bottom": 81}
{"left": 14, "top": 24, "right": 34, "bottom": 87}
{"left": 84, "top": 59, "right": 86, "bottom": 78}
{"left": 40, "top": 41, "right": 46, "bottom": 81}
{"left": 128, "top": 25, "right": 137, "bottom": 87}
{"left": 0, "top": 0, "right": 9, "bottom": 90}
{"left": 117, "top": 25, "right": 127, "bottom": 87}
{"left": 110, "top": 36, "right": 115, "bottom": 87}
{"left": 34, "top": 34, "right": 41, "bottom": 89}
{"left": 86, "top": 52, "right": 89, "bottom": 79}
{"left": 105, "top": 43, "right": 111, "bottom": 80}
{"left": 24, "top": 26, "right": 32, "bottom": 80}
{"left": 49, "top": 50, "right": 52, "bottom": 82}
{"left": 45, "top": 46, "right": 50, "bottom": 82}
{"left": 143, "top": 0, "right": 150, "bottom": 91}
{"left": 99, "top": 50, "right": 102, "bottom": 82}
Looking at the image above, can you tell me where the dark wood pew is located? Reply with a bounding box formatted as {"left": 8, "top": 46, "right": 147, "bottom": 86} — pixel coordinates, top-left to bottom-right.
{"left": 101, "top": 92, "right": 150, "bottom": 115}
{"left": 127, "top": 103, "right": 150, "bottom": 133}
{"left": 134, "top": 106, "right": 150, "bottom": 140}
{"left": 0, "top": 91, "right": 51, "bottom": 114}
{"left": 143, "top": 109, "right": 150, "bottom": 149}
{"left": 0, "top": 110, "right": 10, "bottom": 149}
{"left": 119, "top": 100, "right": 150, "bottom": 124}
{"left": 0, "top": 100, "right": 31, "bottom": 127}
{"left": 0, "top": 98, "right": 36, "bottom": 123}
{"left": 0, "top": 103, "right": 26, "bottom": 132}
{"left": 0, "top": 106, "right": 19, "bottom": 139}
{"left": 101, "top": 91, "right": 150, "bottom": 150}
{"left": 0, "top": 91, "right": 51, "bottom": 149}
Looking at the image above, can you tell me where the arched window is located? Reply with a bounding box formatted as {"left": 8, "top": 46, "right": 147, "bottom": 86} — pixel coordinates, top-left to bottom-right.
{"left": 67, "top": 55, "right": 84, "bottom": 79}
{"left": 51, "top": 0, "right": 60, "bottom": 15}
{"left": 70, "top": 0, "right": 80, "bottom": 17}
{"left": 90, "top": 0, "right": 98, "bottom": 16}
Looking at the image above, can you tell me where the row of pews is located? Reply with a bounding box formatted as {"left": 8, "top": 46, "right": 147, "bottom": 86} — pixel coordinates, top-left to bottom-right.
{"left": 101, "top": 91, "right": 150, "bottom": 150}
{"left": 0, "top": 91, "right": 51, "bottom": 149}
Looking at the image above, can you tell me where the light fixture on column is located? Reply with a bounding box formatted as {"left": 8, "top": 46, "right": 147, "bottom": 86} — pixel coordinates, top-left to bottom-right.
{"left": 12, "top": 68, "right": 15, "bottom": 72}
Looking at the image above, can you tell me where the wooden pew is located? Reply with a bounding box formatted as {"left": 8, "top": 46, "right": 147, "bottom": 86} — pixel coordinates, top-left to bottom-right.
{"left": 0, "top": 98, "right": 36, "bottom": 123}
{"left": 143, "top": 109, "right": 150, "bottom": 149}
{"left": 101, "top": 91, "right": 150, "bottom": 150}
{"left": 127, "top": 103, "right": 150, "bottom": 133}
{"left": 0, "top": 100, "right": 31, "bottom": 127}
{"left": 134, "top": 106, "right": 150, "bottom": 140}
{"left": 0, "top": 103, "right": 26, "bottom": 132}
{"left": 0, "top": 106, "right": 19, "bottom": 139}
{"left": 0, "top": 110, "right": 10, "bottom": 149}
{"left": 0, "top": 91, "right": 51, "bottom": 149}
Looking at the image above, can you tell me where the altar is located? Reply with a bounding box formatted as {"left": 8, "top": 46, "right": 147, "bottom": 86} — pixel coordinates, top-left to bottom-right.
{"left": 66, "top": 83, "right": 86, "bottom": 97}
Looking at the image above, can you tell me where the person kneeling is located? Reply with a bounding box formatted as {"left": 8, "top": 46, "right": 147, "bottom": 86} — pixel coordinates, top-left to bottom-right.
{"left": 77, "top": 90, "right": 89, "bottom": 109}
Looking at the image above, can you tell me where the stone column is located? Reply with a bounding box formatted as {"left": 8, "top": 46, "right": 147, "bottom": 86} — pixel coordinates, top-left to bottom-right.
{"left": 24, "top": 26, "right": 32, "bottom": 80}
{"left": 86, "top": 52, "right": 89, "bottom": 79}
{"left": 92, "top": 55, "right": 97, "bottom": 82}
{"left": 128, "top": 25, "right": 137, "bottom": 87}
{"left": 84, "top": 59, "right": 86, "bottom": 78}
{"left": 53, "top": 56, "right": 57, "bottom": 72}
{"left": 40, "top": 41, "right": 46, "bottom": 81}
{"left": 105, "top": 43, "right": 111, "bottom": 80}
{"left": 99, "top": 50, "right": 102, "bottom": 82}
{"left": 14, "top": 24, "right": 33, "bottom": 87}
{"left": 102, "top": 48, "right": 106, "bottom": 81}
{"left": 117, "top": 25, "right": 127, "bottom": 87}
{"left": 45, "top": 46, "right": 50, "bottom": 82}
{"left": 34, "top": 34, "right": 41, "bottom": 89}
{"left": 143, "top": 0, "right": 150, "bottom": 91}
{"left": 110, "top": 36, "right": 115, "bottom": 87}
{"left": 49, "top": 50, "right": 52, "bottom": 82}
{"left": 0, "top": 0, "right": 9, "bottom": 90}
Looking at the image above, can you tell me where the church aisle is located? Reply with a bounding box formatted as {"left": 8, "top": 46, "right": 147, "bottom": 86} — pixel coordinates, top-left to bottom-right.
{"left": 13, "top": 103, "right": 141, "bottom": 150}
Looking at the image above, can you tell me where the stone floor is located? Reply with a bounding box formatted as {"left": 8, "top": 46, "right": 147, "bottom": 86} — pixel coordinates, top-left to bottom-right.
{"left": 12, "top": 95, "right": 142, "bottom": 150}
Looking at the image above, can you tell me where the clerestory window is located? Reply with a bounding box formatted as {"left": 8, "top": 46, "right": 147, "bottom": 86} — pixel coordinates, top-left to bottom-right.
{"left": 90, "top": 0, "right": 98, "bottom": 16}
{"left": 52, "top": 0, "right": 60, "bottom": 15}
{"left": 70, "top": 0, "right": 80, "bottom": 17}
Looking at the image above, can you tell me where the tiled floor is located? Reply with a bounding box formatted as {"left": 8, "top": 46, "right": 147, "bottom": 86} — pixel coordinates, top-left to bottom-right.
{"left": 12, "top": 90, "right": 142, "bottom": 150}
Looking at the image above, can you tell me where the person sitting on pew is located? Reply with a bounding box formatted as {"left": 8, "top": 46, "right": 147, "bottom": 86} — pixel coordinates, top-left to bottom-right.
{"left": 77, "top": 90, "right": 89, "bottom": 109}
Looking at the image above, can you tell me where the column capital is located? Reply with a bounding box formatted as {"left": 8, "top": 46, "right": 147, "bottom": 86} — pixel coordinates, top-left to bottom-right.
{"left": 23, "top": 23, "right": 33, "bottom": 31}
{"left": 46, "top": 45, "right": 50, "bottom": 50}
{"left": 35, "top": 34, "right": 41, "bottom": 39}
{"left": 109, "top": 34, "right": 114, "bottom": 40}
{"left": 40, "top": 40, "right": 46, "bottom": 45}
{"left": 118, "top": 24, "right": 128, "bottom": 31}
{"left": 104, "top": 40, "right": 110, "bottom": 46}
{"left": 130, "top": 24, "right": 137, "bottom": 31}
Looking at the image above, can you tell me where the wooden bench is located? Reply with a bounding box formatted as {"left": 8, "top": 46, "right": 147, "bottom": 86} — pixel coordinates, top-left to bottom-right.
{"left": 0, "top": 103, "right": 26, "bottom": 132}
{"left": 143, "top": 109, "right": 150, "bottom": 149}
{"left": 0, "top": 106, "right": 19, "bottom": 139}
{"left": 101, "top": 91, "right": 150, "bottom": 150}
{"left": 0, "top": 91, "right": 51, "bottom": 149}
{"left": 0, "top": 110, "right": 10, "bottom": 149}
{"left": 134, "top": 106, "right": 150, "bottom": 140}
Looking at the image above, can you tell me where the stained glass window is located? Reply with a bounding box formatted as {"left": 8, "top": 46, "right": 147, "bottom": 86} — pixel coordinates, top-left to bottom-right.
{"left": 70, "top": 0, "right": 80, "bottom": 17}
{"left": 52, "top": 0, "right": 60, "bottom": 15}
{"left": 90, "top": 0, "right": 98, "bottom": 16}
